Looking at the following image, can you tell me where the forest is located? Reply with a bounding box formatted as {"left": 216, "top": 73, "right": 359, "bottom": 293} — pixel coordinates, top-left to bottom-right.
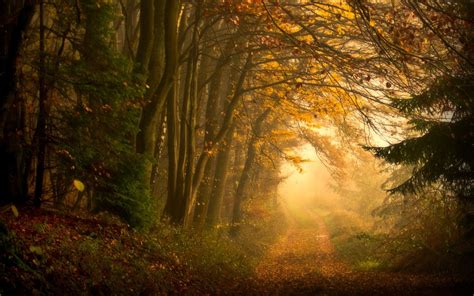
{"left": 0, "top": 0, "right": 473, "bottom": 295}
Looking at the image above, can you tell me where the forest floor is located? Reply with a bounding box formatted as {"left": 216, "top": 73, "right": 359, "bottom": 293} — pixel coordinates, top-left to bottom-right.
{"left": 249, "top": 206, "right": 474, "bottom": 295}
{"left": 1, "top": 206, "right": 473, "bottom": 295}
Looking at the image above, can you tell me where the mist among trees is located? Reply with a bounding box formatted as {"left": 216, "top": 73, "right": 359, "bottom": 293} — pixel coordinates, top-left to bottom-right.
{"left": 0, "top": 0, "right": 473, "bottom": 294}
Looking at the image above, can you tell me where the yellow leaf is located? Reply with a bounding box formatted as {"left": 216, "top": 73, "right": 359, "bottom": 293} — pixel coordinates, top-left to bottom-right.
{"left": 369, "top": 20, "right": 375, "bottom": 27}
{"left": 11, "top": 205, "right": 19, "bottom": 217}
{"left": 73, "top": 180, "right": 85, "bottom": 192}
{"left": 29, "top": 246, "right": 43, "bottom": 255}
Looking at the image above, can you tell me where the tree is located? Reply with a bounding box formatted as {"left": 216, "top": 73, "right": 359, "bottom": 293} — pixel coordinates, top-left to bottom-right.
{"left": 368, "top": 75, "right": 473, "bottom": 199}
{"left": 0, "top": 1, "right": 36, "bottom": 205}
{"left": 365, "top": 0, "right": 474, "bottom": 201}
{"left": 230, "top": 108, "right": 271, "bottom": 235}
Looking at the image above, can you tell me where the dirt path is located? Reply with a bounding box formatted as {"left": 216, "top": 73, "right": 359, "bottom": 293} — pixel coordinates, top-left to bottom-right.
{"left": 251, "top": 207, "right": 472, "bottom": 296}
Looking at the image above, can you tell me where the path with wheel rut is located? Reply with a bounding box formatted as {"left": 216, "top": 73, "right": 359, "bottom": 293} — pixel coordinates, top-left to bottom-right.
{"left": 247, "top": 205, "right": 472, "bottom": 295}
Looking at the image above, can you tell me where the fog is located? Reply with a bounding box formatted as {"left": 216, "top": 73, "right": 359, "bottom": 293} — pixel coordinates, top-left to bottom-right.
{"left": 278, "top": 144, "right": 338, "bottom": 216}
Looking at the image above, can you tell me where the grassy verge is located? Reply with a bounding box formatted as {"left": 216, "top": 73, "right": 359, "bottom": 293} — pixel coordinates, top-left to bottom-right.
{"left": 319, "top": 209, "right": 385, "bottom": 271}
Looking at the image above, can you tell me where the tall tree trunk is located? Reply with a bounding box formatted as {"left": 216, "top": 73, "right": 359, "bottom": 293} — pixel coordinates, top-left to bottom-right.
{"left": 135, "top": 0, "right": 166, "bottom": 183}
{"left": 34, "top": 0, "right": 47, "bottom": 208}
{"left": 164, "top": 4, "right": 201, "bottom": 225}
{"left": 134, "top": 0, "right": 154, "bottom": 76}
{"left": 163, "top": 84, "right": 179, "bottom": 221}
{"left": 182, "top": 42, "right": 199, "bottom": 227}
{"left": 193, "top": 159, "right": 216, "bottom": 225}
{"left": 173, "top": 57, "right": 193, "bottom": 224}
{"left": 0, "top": 1, "right": 36, "bottom": 205}
{"left": 120, "top": 0, "right": 138, "bottom": 59}
{"left": 194, "top": 50, "right": 236, "bottom": 228}
{"left": 136, "top": 0, "right": 181, "bottom": 185}
{"left": 206, "top": 122, "right": 236, "bottom": 228}
{"left": 185, "top": 53, "right": 252, "bottom": 225}
{"left": 230, "top": 109, "right": 271, "bottom": 236}
{"left": 150, "top": 109, "right": 167, "bottom": 196}
{"left": 192, "top": 48, "right": 232, "bottom": 226}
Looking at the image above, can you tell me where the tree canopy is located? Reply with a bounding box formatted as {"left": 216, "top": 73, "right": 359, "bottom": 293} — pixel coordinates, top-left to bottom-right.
{"left": 0, "top": 0, "right": 473, "bottom": 293}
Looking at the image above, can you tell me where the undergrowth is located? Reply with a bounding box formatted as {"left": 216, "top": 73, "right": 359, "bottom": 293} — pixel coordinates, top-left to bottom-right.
{"left": 0, "top": 205, "right": 284, "bottom": 295}
{"left": 320, "top": 207, "right": 474, "bottom": 275}
{"left": 320, "top": 209, "right": 386, "bottom": 271}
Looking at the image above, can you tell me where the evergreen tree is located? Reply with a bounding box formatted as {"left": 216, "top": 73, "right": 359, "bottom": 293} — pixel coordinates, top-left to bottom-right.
{"left": 367, "top": 74, "right": 473, "bottom": 200}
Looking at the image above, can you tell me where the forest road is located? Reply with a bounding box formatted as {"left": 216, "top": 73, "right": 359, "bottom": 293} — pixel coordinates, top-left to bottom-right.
{"left": 249, "top": 207, "right": 472, "bottom": 296}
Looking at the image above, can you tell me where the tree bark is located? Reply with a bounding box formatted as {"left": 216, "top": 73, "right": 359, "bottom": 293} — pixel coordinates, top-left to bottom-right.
{"left": 136, "top": 0, "right": 181, "bottom": 188}
{"left": 182, "top": 41, "right": 199, "bottom": 226}
{"left": 192, "top": 42, "right": 234, "bottom": 226}
{"left": 164, "top": 4, "right": 201, "bottom": 225}
{"left": 163, "top": 84, "right": 179, "bottom": 221}
{"left": 120, "top": 0, "right": 138, "bottom": 59}
{"left": 135, "top": 0, "right": 165, "bottom": 154}
{"left": 184, "top": 53, "right": 252, "bottom": 224}
{"left": 206, "top": 122, "right": 236, "bottom": 228}
{"left": 34, "top": 0, "right": 47, "bottom": 208}
{"left": 0, "top": 1, "right": 36, "bottom": 205}
{"left": 230, "top": 109, "right": 271, "bottom": 236}
{"left": 134, "top": 0, "right": 154, "bottom": 76}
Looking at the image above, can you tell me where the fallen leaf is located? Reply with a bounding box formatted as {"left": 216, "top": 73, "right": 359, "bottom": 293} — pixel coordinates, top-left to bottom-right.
{"left": 29, "top": 245, "right": 43, "bottom": 256}
{"left": 73, "top": 180, "right": 85, "bottom": 192}
{"left": 11, "top": 205, "right": 19, "bottom": 217}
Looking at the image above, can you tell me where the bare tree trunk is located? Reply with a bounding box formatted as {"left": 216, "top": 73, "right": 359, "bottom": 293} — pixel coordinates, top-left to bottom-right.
{"left": 150, "top": 109, "right": 167, "bottom": 196}
{"left": 163, "top": 85, "right": 179, "bottom": 221}
{"left": 134, "top": 0, "right": 154, "bottom": 76}
{"left": 0, "top": 1, "right": 36, "bottom": 205}
{"left": 164, "top": 4, "right": 201, "bottom": 225}
{"left": 136, "top": 0, "right": 180, "bottom": 185}
{"left": 206, "top": 122, "right": 236, "bottom": 228}
{"left": 230, "top": 109, "right": 271, "bottom": 236}
{"left": 173, "top": 57, "right": 193, "bottom": 224}
{"left": 34, "top": 0, "right": 47, "bottom": 208}
{"left": 120, "top": 0, "right": 138, "bottom": 59}
{"left": 185, "top": 53, "right": 252, "bottom": 225}
{"left": 192, "top": 46, "right": 232, "bottom": 226}
{"left": 182, "top": 41, "right": 199, "bottom": 226}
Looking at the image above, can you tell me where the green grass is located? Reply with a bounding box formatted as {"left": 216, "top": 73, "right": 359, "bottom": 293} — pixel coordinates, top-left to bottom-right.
{"left": 321, "top": 209, "right": 385, "bottom": 271}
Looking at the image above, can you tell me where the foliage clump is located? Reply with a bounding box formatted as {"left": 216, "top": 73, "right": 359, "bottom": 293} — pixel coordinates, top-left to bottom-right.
{"left": 54, "top": 0, "right": 153, "bottom": 227}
